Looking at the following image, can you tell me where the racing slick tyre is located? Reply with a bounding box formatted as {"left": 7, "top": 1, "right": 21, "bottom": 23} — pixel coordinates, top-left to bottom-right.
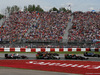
{"left": 98, "top": 55, "right": 100, "bottom": 58}
{"left": 5, "top": 54, "right": 8, "bottom": 59}
{"left": 58, "top": 57, "right": 60, "bottom": 59}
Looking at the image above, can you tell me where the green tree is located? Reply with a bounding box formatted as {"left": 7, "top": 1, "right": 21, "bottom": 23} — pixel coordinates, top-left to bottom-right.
{"left": 32, "top": 4, "right": 35, "bottom": 11}
{"left": 26, "top": 4, "right": 36, "bottom": 12}
{"left": 59, "top": 7, "right": 67, "bottom": 12}
{"left": 14, "top": 5, "right": 20, "bottom": 12}
{"left": 66, "top": 9, "right": 72, "bottom": 13}
{"left": 11, "top": 6, "right": 14, "bottom": 13}
{"left": 28, "top": 5, "right": 33, "bottom": 12}
{"left": 0, "top": 14, "right": 4, "bottom": 20}
{"left": 6, "top": 6, "right": 11, "bottom": 13}
{"left": 35, "top": 5, "right": 44, "bottom": 12}
{"left": 10, "top": 5, "right": 20, "bottom": 13}
{"left": 49, "top": 7, "right": 58, "bottom": 12}
{"left": 24, "top": 6, "right": 28, "bottom": 11}
{"left": 53, "top": 7, "right": 58, "bottom": 11}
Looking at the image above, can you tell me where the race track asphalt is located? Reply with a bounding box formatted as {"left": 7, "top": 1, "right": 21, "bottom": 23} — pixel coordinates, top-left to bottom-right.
{"left": 0, "top": 53, "right": 100, "bottom": 61}
{"left": 0, "top": 68, "right": 80, "bottom": 75}
{"left": 0, "top": 53, "right": 100, "bottom": 75}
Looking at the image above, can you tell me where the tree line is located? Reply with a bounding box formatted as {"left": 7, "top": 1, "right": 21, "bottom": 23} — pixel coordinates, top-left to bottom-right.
{"left": 0, "top": 4, "right": 71, "bottom": 19}
{"left": 6, "top": 4, "right": 71, "bottom": 13}
{"left": 0, "top": 14, "right": 4, "bottom": 20}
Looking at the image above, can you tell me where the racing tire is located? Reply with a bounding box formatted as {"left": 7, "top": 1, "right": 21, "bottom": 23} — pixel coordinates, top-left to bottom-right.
{"left": 5, "top": 54, "right": 8, "bottom": 58}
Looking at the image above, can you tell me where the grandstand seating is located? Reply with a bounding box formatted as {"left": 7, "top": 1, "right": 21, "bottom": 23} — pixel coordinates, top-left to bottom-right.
{"left": 0, "top": 11, "right": 100, "bottom": 48}
{"left": 68, "top": 12, "right": 100, "bottom": 44}
{"left": 0, "top": 11, "right": 70, "bottom": 42}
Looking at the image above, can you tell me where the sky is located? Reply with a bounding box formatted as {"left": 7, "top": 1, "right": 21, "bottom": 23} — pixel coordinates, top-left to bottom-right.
{"left": 0, "top": 0, "right": 100, "bottom": 14}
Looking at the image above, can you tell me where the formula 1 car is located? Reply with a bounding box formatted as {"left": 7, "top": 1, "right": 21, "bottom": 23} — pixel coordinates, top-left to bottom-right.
{"left": 36, "top": 52, "right": 60, "bottom": 59}
{"left": 84, "top": 52, "right": 100, "bottom": 57}
{"left": 5, "top": 53, "right": 28, "bottom": 59}
{"left": 65, "top": 54, "right": 88, "bottom": 60}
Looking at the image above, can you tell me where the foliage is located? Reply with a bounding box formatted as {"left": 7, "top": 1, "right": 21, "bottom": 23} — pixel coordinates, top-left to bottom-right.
{"left": 59, "top": 7, "right": 67, "bottom": 12}
{"left": 5, "top": 4, "right": 72, "bottom": 13}
{"left": 6, "top": 5, "right": 20, "bottom": 14}
{"left": 24, "top": 4, "right": 44, "bottom": 12}
{"left": 24, "top": 6, "right": 28, "bottom": 11}
{"left": 28, "top": 5, "right": 33, "bottom": 12}
{"left": 49, "top": 7, "right": 72, "bottom": 13}
{"left": 49, "top": 7, "right": 58, "bottom": 12}
{"left": 35, "top": 5, "right": 44, "bottom": 12}
{"left": 0, "top": 14, "right": 4, "bottom": 20}
{"left": 0, "top": 51, "right": 100, "bottom": 54}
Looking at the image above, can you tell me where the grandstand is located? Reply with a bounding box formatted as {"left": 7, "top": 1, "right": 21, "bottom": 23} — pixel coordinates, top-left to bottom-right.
{"left": 0, "top": 11, "right": 100, "bottom": 48}
{"left": 68, "top": 11, "right": 100, "bottom": 48}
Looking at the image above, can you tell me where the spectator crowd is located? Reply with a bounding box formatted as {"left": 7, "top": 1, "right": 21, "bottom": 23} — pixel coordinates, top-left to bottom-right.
{"left": 68, "top": 12, "right": 100, "bottom": 43}
{"left": 0, "top": 11, "right": 70, "bottom": 42}
{"left": 0, "top": 11, "right": 100, "bottom": 48}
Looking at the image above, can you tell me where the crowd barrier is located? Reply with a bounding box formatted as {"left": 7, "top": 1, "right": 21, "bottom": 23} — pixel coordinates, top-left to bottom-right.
{"left": 0, "top": 48, "right": 100, "bottom": 52}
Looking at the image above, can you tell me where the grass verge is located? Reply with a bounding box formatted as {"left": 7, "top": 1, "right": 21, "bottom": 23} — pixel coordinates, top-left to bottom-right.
{"left": 0, "top": 51, "right": 100, "bottom": 54}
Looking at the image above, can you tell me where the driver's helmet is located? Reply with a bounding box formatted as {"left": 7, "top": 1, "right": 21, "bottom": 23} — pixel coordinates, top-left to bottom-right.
{"left": 16, "top": 53, "right": 19, "bottom": 56}
{"left": 72, "top": 54, "right": 76, "bottom": 56}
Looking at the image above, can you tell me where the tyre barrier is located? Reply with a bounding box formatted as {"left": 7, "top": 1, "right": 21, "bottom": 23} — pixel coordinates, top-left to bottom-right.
{"left": 0, "top": 48, "right": 100, "bottom": 52}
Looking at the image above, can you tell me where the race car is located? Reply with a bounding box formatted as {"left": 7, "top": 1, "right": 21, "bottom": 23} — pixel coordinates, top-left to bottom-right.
{"left": 84, "top": 52, "right": 100, "bottom": 57}
{"left": 65, "top": 54, "right": 88, "bottom": 60}
{"left": 5, "top": 53, "right": 28, "bottom": 59}
{"left": 36, "top": 52, "right": 60, "bottom": 59}
{"left": 47, "top": 53, "right": 60, "bottom": 59}
{"left": 36, "top": 52, "right": 48, "bottom": 59}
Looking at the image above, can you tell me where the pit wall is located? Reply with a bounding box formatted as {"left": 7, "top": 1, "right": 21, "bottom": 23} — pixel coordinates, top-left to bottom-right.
{"left": 0, "top": 48, "right": 100, "bottom": 52}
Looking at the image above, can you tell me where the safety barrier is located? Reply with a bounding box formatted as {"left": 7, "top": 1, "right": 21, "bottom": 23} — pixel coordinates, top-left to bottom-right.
{"left": 0, "top": 48, "right": 99, "bottom": 52}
